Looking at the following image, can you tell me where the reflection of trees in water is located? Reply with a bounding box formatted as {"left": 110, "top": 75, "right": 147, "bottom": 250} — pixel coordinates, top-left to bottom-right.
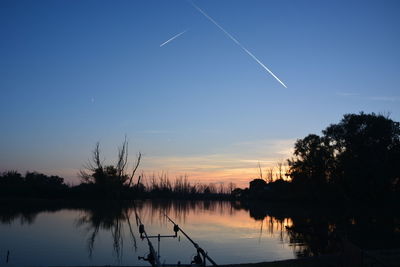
{"left": 0, "top": 201, "right": 64, "bottom": 225}
{"left": 2, "top": 200, "right": 399, "bottom": 261}
{"left": 236, "top": 202, "right": 293, "bottom": 247}
{"left": 289, "top": 213, "right": 400, "bottom": 257}
{"left": 76, "top": 202, "right": 138, "bottom": 261}
{"left": 242, "top": 203, "right": 400, "bottom": 258}
{"left": 0, "top": 210, "right": 38, "bottom": 225}
{"left": 285, "top": 217, "right": 339, "bottom": 257}
{"left": 136, "top": 200, "right": 237, "bottom": 226}
{"left": 76, "top": 201, "right": 399, "bottom": 260}
{"left": 75, "top": 200, "right": 237, "bottom": 261}
{"left": 241, "top": 203, "right": 341, "bottom": 257}
{"left": 247, "top": 204, "right": 342, "bottom": 258}
{"left": 256, "top": 216, "right": 293, "bottom": 245}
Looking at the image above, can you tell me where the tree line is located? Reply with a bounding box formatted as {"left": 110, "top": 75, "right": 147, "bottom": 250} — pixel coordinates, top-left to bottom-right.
{"left": 0, "top": 139, "right": 235, "bottom": 199}
{"left": 1, "top": 112, "right": 399, "bottom": 202}
{"left": 0, "top": 171, "right": 68, "bottom": 198}
{"left": 237, "top": 112, "right": 400, "bottom": 203}
{"left": 0, "top": 170, "right": 234, "bottom": 199}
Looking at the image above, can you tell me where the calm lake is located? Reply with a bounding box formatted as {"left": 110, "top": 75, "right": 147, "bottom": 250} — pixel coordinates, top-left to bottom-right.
{"left": 0, "top": 199, "right": 399, "bottom": 266}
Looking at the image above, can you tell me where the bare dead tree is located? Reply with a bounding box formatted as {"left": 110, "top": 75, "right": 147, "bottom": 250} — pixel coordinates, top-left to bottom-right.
{"left": 218, "top": 182, "right": 225, "bottom": 194}
{"left": 93, "top": 142, "right": 102, "bottom": 169}
{"left": 79, "top": 142, "right": 103, "bottom": 184}
{"left": 277, "top": 161, "right": 284, "bottom": 180}
{"left": 135, "top": 172, "right": 143, "bottom": 189}
{"left": 228, "top": 182, "right": 236, "bottom": 193}
{"left": 266, "top": 167, "right": 274, "bottom": 183}
{"left": 79, "top": 138, "right": 142, "bottom": 188}
{"left": 258, "top": 162, "right": 263, "bottom": 180}
{"left": 116, "top": 137, "right": 129, "bottom": 179}
{"left": 128, "top": 152, "right": 141, "bottom": 187}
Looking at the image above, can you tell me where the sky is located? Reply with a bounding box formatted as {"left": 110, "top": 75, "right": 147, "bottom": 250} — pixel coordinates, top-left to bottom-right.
{"left": 1, "top": 0, "right": 400, "bottom": 187}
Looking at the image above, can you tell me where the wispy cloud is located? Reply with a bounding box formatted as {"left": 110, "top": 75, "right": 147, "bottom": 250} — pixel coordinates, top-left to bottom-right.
{"left": 189, "top": 1, "right": 287, "bottom": 88}
{"left": 368, "top": 96, "right": 400, "bottom": 102}
{"left": 138, "top": 130, "right": 175, "bottom": 134}
{"left": 337, "top": 92, "right": 400, "bottom": 102}
{"left": 336, "top": 92, "right": 359, "bottom": 97}
{"left": 160, "top": 30, "right": 187, "bottom": 47}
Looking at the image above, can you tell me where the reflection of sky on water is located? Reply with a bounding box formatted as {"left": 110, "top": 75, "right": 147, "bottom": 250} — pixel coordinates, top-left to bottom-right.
{"left": 0, "top": 201, "right": 295, "bottom": 266}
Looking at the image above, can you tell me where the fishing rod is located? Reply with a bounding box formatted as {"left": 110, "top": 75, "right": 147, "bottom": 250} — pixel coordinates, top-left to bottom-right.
{"left": 164, "top": 213, "right": 218, "bottom": 266}
{"left": 136, "top": 213, "right": 161, "bottom": 267}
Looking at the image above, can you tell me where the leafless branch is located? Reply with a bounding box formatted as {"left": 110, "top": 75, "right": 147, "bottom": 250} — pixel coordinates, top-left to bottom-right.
{"left": 128, "top": 152, "right": 141, "bottom": 187}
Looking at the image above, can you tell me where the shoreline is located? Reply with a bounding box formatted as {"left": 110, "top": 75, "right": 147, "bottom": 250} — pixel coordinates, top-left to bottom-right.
{"left": 43, "top": 250, "right": 400, "bottom": 267}
{"left": 42, "top": 255, "right": 342, "bottom": 267}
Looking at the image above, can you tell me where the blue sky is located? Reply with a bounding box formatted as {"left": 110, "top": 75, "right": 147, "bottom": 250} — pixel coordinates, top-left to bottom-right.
{"left": 1, "top": 0, "right": 399, "bottom": 186}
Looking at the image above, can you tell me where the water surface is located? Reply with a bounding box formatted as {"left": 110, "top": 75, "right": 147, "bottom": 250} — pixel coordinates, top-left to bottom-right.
{"left": 0, "top": 200, "right": 398, "bottom": 266}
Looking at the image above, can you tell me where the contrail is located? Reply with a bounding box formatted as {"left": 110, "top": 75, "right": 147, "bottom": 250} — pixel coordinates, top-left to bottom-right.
{"left": 189, "top": 1, "right": 287, "bottom": 88}
{"left": 160, "top": 30, "right": 187, "bottom": 47}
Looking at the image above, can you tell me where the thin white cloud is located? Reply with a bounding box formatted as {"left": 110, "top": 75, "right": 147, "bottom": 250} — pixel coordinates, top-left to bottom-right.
{"left": 160, "top": 30, "right": 187, "bottom": 47}
{"left": 368, "top": 96, "right": 400, "bottom": 102}
{"left": 337, "top": 92, "right": 400, "bottom": 102}
{"left": 336, "top": 92, "right": 359, "bottom": 97}
{"left": 189, "top": 1, "right": 287, "bottom": 88}
{"left": 139, "top": 130, "right": 174, "bottom": 134}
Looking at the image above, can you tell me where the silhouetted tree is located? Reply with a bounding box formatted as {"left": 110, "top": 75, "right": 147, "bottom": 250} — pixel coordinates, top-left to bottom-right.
{"left": 287, "top": 112, "right": 400, "bottom": 201}
{"left": 249, "top": 179, "right": 267, "bottom": 191}
{"left": 323, "top": 112, "right": 400, "bottom": 200}
{"left": 287, "top": 134, "right": 334, "bottom": 185}
{"left": 0, "top": 171, "right": 67, "bottom": 198}
{"left": 0, "top": 170, "right": 23, "bottom": 187}
{"left": 79, "top": 138, "right": 141, "bottom": 198}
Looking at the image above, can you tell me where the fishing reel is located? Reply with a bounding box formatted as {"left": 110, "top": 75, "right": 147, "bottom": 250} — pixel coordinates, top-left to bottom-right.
{"left": 191, "top": 251, "right": 203, "bottom": 265}
{"left": 138, "top": 251, "right": 156, "bottom": 266}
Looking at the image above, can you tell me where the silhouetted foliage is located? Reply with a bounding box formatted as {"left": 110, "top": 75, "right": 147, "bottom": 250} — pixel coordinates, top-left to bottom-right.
{"left": 0, "top": 170, "right": 68, "bottom": 198}
{"left": 287, "top": 112, "right": 400, "bottom": 201}
{"left": 142, "top": 172, "right": 230, "bottom": 199}
{"left": 323, "top": 113, "right": 400, "bottom": 200}
{"left": 287, "top": 134, "right": 334, "bottom": 186}
{"left": 4, "top": 112, "right": 397, "bottom": 203}
{"left": 235, "top": 113, "right": 400, "bottom": 203}
{"left": 249, "top": 179, "right": 267, "bottom": 191}
{"left": 78, "top": 138, "right": 142, "bottom": 199}
{"left": 0, "top": 168, "right": 231, "bottom": 200}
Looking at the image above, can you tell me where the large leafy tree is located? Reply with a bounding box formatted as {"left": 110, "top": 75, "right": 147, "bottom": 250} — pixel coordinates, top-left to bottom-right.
{"left": 323, "top": 113, "right": 400, "bottom": 199}
{"left": 287, "top": 134, "right": 334, "bottom": 185}
{"left": 287, "top": 113, "right": 400, "bottom": 200}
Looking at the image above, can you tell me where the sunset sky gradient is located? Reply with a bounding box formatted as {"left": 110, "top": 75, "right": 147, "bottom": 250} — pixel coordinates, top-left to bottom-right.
{"left": 1, "top": 0, "right": 400, "bottom": 187}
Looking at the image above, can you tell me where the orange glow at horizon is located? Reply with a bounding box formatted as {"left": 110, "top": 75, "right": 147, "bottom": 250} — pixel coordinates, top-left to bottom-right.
{"left": 139, "top": 165, "right": 291, "bottom": 189}
{"left": 44, "top": 138, "right": 295, "bottom": 188}
{"left": 138, "top": 138, "right": 294, "bottom": 188}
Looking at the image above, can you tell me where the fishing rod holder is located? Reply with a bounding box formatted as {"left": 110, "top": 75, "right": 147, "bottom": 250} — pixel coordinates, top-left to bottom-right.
{"left": 138, "top": 214, "right": 217, "bottom": 267}
{"left": 138, "top": 222, "right": 180, "bottom": 266}
{"left": 139, "top": 223, "right": 179, "bottom": 240}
